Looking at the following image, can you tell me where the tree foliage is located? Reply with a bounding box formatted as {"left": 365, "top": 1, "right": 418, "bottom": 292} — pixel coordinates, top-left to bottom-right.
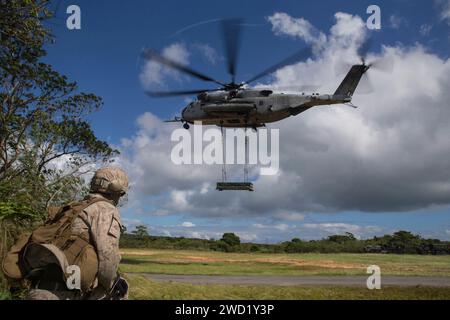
{"left": 120, "top": 230, "right": 450, "bottom": 255}
{"left": 220, "top": 233, "right": 241, "bottom": 247}
{"left": 327, "top": 232, "right": 357, "bottom": 243}
{"left": 0, "top": 0, "right": 117, "bottom": 221}
{"left": 132, "top": 225, "right": 150, "bottom": 238}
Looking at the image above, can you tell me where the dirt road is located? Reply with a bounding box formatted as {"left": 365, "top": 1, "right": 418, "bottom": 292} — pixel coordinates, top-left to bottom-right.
{"left": 138, "top": 274, "right": 450, "bottom": 287}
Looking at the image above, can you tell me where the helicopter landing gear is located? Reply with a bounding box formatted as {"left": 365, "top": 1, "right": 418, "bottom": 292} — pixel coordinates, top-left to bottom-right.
{"left": 183, "top": 122, "right": 190, "bottom": 130}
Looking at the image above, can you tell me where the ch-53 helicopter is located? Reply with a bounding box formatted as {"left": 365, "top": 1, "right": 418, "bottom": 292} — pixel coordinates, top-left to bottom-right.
{"left": 142, "top": 19, "right": 389, "bottom": 131}
{"left": 142, "top": 19, "right": 390, "bottom": 191}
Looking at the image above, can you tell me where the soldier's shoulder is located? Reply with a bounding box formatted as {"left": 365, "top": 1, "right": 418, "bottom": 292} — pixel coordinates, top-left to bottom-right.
{"left": 83, "top": 197, "right": 117, "bottom": 215}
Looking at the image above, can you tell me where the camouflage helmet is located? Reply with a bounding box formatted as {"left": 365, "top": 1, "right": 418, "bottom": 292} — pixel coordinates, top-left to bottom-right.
{"left": 90, "top": 167, "right": 129, "bottom": 196}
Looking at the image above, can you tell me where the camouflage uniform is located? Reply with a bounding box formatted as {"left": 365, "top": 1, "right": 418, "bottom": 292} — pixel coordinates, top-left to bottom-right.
{"left": 26, "top": 289, "right": 80, "bottom": 300}
{"left": 73, "top": 193, "right": 123, "bottom": 298}
{"left": 26, "top": 167, "right": 128, "bottom": 300}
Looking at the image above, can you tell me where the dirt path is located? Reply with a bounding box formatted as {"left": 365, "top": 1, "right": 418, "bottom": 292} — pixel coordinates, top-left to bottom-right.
{"left": 136, "top": 274, "right": 450, "bottom": 287}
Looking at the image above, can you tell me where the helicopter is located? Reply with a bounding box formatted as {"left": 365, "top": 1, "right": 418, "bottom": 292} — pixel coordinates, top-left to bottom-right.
{"left": 142, "top": 19, "right": 386, "bottom": 130}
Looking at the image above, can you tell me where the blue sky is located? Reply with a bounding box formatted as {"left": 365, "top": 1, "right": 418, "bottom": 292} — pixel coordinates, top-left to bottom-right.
{"left": 43, "top": 0, "right": 450, "bottom": 242}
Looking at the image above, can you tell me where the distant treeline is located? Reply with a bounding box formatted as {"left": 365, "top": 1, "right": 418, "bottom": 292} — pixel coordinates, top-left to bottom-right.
{"left": 120, "top": 228, "right": 450, "bottom": 255}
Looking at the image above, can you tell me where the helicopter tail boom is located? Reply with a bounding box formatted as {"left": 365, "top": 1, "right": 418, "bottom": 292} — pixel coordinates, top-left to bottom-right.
{"left": 334, "top": 64, "right": 369, "bottom": 97}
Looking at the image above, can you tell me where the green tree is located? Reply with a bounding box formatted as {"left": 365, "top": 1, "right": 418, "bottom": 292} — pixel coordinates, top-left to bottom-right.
{"left": 221, "top": 233, "right": 241, "bottom": 246}
{"left": 327, "top": 232, "right": 357, "bottom": 243}
{"left": 132, "top": 225, "right": 149, "bottom": 238}
{"left": 0, "top": 0, "right": 117, "bottom": 273}
{"left": 388, "top": 231, "right": 422, "bottom": 254}
{"left": 0, "top": 0, "right": 117, "bottom": 214}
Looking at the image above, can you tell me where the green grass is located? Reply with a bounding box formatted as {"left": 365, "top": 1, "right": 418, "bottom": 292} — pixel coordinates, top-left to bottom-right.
{"left": 0, "top": 291, "right": 11, "bottom": 300}
{"left": 120, "top": 249, "right": 450, "bottom": 277}
{"left": 126, "top": 274, "right": 450, "bottom": 300}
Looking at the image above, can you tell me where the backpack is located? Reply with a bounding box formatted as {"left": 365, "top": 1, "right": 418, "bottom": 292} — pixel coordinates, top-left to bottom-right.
{"left": 1, "top": 197, "right": 112, "bottom": 292}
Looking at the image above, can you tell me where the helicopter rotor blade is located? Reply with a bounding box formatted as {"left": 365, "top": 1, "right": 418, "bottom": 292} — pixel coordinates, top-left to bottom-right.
{"left": 146, "top": 89, "right": 219, "bottom": 97}
{"left": 221, "top": 18, "right": 243, "bottom": 83}
{"left": 243, "top": 46, "right": 313, "bottom": 85}
{"left": 355, "top": 73, "right": 374, "bottom": 95}
{"left": 369, "top": 55, "right": 394, "bottom": 73}
{"left": 142, "top": 49, "right": 226, "bottom": 86}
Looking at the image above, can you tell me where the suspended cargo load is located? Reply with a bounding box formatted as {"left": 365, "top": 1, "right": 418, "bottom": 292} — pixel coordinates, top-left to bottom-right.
{"left": 216, "top": 127, "right": 254, "bottom": 191}
{"left": 216, "top": 182, "right": 254, "bottom": 191}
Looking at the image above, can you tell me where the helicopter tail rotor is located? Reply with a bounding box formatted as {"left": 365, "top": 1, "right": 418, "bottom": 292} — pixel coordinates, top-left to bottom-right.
{"left": 334, "top": 37, "right": 394, "bottom": 95}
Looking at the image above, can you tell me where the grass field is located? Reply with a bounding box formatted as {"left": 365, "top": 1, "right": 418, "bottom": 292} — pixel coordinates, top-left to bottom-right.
{"left": 120, "top": 249, "right": 450, "bottom": 300}
{"left": 125, "top": 274, "right": 450, "bottom": 300}
{"left": 120, "top": 249, "right": 450, "bottom": 277}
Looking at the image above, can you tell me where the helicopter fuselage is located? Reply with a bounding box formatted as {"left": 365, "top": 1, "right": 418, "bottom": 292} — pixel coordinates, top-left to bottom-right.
{"left": 181, "top": 89, "right": 351, "bottom": 127}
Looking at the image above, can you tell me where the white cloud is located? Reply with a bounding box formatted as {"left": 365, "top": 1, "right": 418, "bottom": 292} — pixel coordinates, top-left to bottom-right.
{"left": 121, "top": 218, "right": 145, "bottom": 231}
{"left": 253, "top": 223, "right": 291, "bottom": 231}
{"left": 181, "top": 221, "right": 196, "bottom": 228}
{"left": 237, "top": 232, "right": 259, "bottom": 242}
{"left": 328, "top": 12, "right": 366, "bottom": 49}
{"left": 267, "top": 12, "right": 327, "bottom": 49}
{"left": 162, "top": 230, "right": 172, "bottom": 237}
{"left": 139, "top": 43, "right": 190, "bottom": 88}
{"left": 304, "top": 223, "right": 359, "bottom": 232}
{"left": 170, "top": 190, "right": 194, "bottom": 211}
{"left": 274, "top": 223, "right": 290, "bottom": 231}
{"left": 193, "top": 43, "right": 221, "bottom": 64}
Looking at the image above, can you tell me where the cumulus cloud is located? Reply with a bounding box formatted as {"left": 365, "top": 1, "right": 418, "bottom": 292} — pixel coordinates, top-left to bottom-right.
{"left": 121, "top": 12, "right": 450, "bottom": 228}
{"left": 181, "top": 221, "right": 196, "bottom": 228}
{"left": 118, "top": 113, "right": 219, "bottom": 197}
{"left": 267, "top": 12, "right": 327, "bottom": 49}
{"left": 139, "top": 42, "right": 190, "bottom": 88}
